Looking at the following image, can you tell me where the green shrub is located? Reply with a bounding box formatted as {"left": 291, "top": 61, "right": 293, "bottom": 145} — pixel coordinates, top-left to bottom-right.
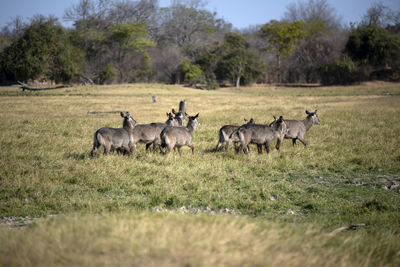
{"left": 318, "top": 57, "right": 360, "bottom": 85}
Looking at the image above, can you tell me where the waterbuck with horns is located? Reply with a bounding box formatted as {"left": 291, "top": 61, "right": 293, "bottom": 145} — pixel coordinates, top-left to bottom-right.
{"left": 90, "top": 112, "right": 137, "bottom": 157}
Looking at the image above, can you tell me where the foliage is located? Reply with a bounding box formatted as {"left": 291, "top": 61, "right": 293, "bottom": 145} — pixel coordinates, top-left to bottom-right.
{"left": 0, "top": 18, "right": 84, "bottom": 83}
{"left": 261, "top": 20, "right": 306, "bottom": 59}
{"left": 345, "top": 24, "right": 400, "bottom": 68}
{"left": 98, "top": 63, "right": 115, "bottom": 84}
{"left": 198, "top": 33, "right": 266, "bottom": 87}
{"left": 318, "top": 56, "right": 360, "bottom": 85}
{"left": 110, "top": 22, "right": 154, "bottom": 52}
{"left": 181, "top": 60, "right": 205, "bottom": 86}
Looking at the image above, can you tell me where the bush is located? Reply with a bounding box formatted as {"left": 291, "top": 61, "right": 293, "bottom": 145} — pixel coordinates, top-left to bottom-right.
{"left": 318, "top": 57, "right": 360, "bottom": 85}
{"left": 98, "top": 63, "right": 115, "bottom": 84}
{"left": 181, "top": 60, "right": 205, "bottom": 86}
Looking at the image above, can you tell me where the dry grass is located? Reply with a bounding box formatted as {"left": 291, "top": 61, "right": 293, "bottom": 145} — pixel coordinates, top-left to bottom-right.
{"left": 0, "top": 82, "right": 399, "bottom": 266}
{"left": 1, "top": 212, "right": 394, "bottom": 267}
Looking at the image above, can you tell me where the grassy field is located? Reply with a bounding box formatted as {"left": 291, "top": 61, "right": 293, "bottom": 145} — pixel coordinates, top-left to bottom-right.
{"left": 0, "top": 82, "right": 399, "bottom": 266}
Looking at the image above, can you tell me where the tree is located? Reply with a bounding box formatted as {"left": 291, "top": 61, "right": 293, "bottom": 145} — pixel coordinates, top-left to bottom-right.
{"left": 345, "top": 24, "right": 400, "bottom": 68}
{"left": 261, "top": 20, "right": 306, "bottom": 83}
{"left": 214, "top": 33, "right": 266, "bottom": 87}
{"left": 108, "top": 21, "right": 155, "bottom": 81}
{"left": 0, "top": 17, "right": 84, "bottom": 83}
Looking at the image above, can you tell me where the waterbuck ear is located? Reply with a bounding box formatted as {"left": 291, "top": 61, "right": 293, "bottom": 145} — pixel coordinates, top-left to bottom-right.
{"left": 273, "top": 115, "right": 277, "bottom": 120}
{"left": 305, "top": 110, "right": 310, "bottom": 115}
{"left": 279, "top": 116, "right": 283, "bottom": 120}
{"left": 314, "top": 109, "right": 318, "bottom": 114}
{"left": 194, "top": 113, "right": 199, "bottom": 119}
{"left": 120, "top": 112, "right": 125, "bottom": 118}
{"left": 244, "top": 118, "right": 248, "bottom": 122}
{"left": 250, "top": 118, "right": 254, "bottom": 123}
{"left": 172, "top": 108, "right": 177, "bottom": 115}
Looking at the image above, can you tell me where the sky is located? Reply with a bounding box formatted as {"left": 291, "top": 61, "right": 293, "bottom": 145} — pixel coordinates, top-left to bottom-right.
{"left": 0, "top": 0, "right": 399, "bottom": 29}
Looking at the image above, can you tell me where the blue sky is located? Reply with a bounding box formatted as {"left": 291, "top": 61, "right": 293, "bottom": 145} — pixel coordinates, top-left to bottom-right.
{"left": 1, "top": 0, "right": 399, "bottom": 29}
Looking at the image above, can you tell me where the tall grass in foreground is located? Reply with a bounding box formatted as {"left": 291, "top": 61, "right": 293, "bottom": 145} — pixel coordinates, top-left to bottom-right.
{"left": 0, "top": 83, "right": 399, "bottom": 266}
{"left": 1, "top": 212, "right": 399, "bottom": 267}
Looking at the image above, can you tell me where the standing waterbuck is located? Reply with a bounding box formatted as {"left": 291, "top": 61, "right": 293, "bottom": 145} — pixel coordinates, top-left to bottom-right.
{"left": 237, "top": 116, "right": 287, "bottom": 154}
{"left": 144, "top": 112, "right": 178, "bottom": 151}
{"left": 215, "top": 118, "right": 254, "bottom": 151}
{"left": 90, "top": 112, "right": 137, "bottom": 157}
{"left": 161, "top": 113, "right": 200, "bottom": 155}
{"left": 270, "top": 110, "right": 320, "bottom": 147}
{"left": 130, "top": 112, "right": 177, "bottom": 152}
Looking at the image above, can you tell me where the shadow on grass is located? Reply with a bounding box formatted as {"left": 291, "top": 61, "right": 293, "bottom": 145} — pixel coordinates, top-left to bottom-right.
{"left": 64, "top": 152, "right": 88, "bottom": 160}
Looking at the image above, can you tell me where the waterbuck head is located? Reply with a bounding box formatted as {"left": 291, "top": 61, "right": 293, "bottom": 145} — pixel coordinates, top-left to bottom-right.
{"left": 187, "top": 113, "right": 200, "bottom": 129}
{"left": 120, "top": 112, "right": 137, "bottom": 130}
{"left": 305, "top": 110, "right": 320, "bottom": 125}
{"left": 275, "top": 116, "right": 288, "bottom": 135}
{"left": 268, "top": 116, "right": 278, "bottom": 127}
{"left": 166, "top": 112, "right": 177, "bottom": 126}
{"left": 244, "top": 118, "right": 255, "bottom": 124}
{"left": 172, "top": 108, "right": 188, "bottom": 126}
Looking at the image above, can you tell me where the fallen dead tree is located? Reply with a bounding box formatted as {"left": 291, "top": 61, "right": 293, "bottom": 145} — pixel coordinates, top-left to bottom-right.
{"left": 18, "top": 81, "right": 67, "bottom": 91}
{"left": 88, "top": 110, "right": 128, "bottom": 115}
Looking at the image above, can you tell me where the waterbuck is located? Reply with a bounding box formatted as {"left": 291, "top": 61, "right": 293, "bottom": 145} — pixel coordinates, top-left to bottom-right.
{"left": 144, "top": 112, "right": 178, "bottom": 151}
{"left": 131, "top": 113, "right": 177, "bottom": 152}
{"left": 172, "top": 108, "right": 188, "bottom": 126}
{"left": 215, "top": 118, "right": 255, "bottom": 151}
{"left": 237, "top": 116, "right": 287, "bottom": 154}
{"left": 161, "top": 113, "right": 200, "bottom": 155}
{"left": 270, "top": 110, "right": 320, "bottom": 147}
{"left": 90, "top": 112, "right": 137, "bottom": 157}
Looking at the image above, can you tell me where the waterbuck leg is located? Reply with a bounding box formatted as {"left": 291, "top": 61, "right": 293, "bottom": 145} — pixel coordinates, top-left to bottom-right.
{"left": 276, "top": 139, "right": 282, "bottom": 150}
{"left": 123, "top": 145, "right": 131, "bottom": 156}
{"left": 265, "top": 143, "right": 270, "bottom": 154}
{"left": 298, "top": 138, "right": 307, "bottom": 147}
{"left": 216, "top": 141, "right": 222, "bottom": 151}
{"left": 225, "top": 140, "right": 231, "bottom": 151}
{"left": 104, "top": 144, "right": 111, "bottom": 155}
{"left": 188, "top": 144, "right": 194, "bottom": 155}
{"left": 257, "top": 144, "right": 263, "bottom": 154}
{"left": 177, "top": 146, "right": 182, "bottom": 156}
{"left": 292, "top": 139, "right": 297, "bottom": 147}
{"left": 145, "top": 143, "right": 152, "bottom": 151}
{"left": 90, "top": 147, "right": 97, "bottom": 157}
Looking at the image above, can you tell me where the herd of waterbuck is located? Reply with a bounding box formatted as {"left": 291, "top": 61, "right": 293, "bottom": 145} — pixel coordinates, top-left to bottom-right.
{"left": 90, "top": 100, "right": 320, "bottom": 157}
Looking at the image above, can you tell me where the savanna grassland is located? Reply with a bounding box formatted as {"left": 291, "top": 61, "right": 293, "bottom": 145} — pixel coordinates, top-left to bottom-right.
{"left": 0, "top": 82, "right": 399, "bottom": 266}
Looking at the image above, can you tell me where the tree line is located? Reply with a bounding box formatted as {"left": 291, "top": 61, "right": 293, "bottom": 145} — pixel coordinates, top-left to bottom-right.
{"left": 0, "top": 0, "right": 399, "bottom": 88}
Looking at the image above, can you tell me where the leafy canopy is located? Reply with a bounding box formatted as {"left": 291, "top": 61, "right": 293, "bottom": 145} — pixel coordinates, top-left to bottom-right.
{"left": 261, "top": 20, "right": 306, "bottom": 58}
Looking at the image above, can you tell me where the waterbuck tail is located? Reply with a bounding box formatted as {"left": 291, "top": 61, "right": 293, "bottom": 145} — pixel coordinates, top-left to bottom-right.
{"left": 161, "top": 132, "right": 169, "bottom": 148}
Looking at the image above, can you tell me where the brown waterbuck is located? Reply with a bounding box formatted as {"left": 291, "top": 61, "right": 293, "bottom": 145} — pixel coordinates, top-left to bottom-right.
{"left": 270, "top": 110, "right": 320, "bottom": 147}
{"left": 216, "top": 118, "right": 255, "bottom": 151}
{"left": 160, "top": 113, "right": 200, "bottom": 155}
{"left": 237, "top": 116, "right": 287, "bottom": 154}
{"left": 90, "top": 112, "right": 137, "bottom": 157}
